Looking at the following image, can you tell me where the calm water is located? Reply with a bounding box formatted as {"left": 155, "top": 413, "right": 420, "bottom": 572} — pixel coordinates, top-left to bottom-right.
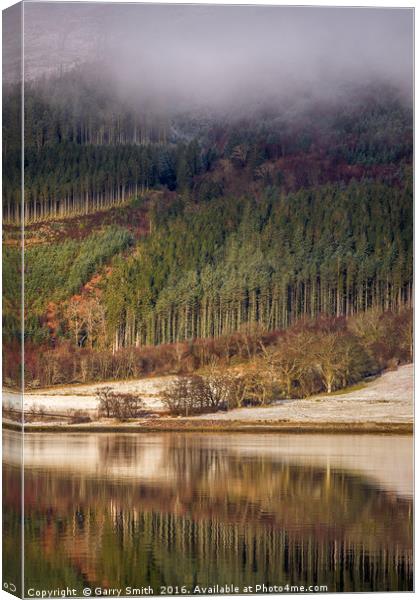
{"left": 3, "top": 431, "right": 413, "bottom": 595}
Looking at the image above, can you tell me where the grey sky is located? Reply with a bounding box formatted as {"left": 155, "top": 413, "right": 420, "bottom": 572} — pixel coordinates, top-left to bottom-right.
{"left": 21, "top": 2, "right": 413, "bottom": 108}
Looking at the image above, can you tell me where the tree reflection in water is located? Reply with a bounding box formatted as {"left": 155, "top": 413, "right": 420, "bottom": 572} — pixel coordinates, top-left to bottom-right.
{"left": 3, "top": 432, "right": 413, "bottom": 593}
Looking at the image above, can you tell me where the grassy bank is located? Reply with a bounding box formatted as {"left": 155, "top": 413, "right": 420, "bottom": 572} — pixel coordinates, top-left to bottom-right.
{"left": 4, "top": 419, "right": 413, "bottom": 435}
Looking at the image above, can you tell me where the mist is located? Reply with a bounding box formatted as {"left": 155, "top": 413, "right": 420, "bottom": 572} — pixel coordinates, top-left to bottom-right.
{"left": 22, "top": 2, "right": 414, "bottom": 111}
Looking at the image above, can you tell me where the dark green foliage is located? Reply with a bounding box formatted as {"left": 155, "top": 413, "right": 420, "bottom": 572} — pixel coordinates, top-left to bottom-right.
{"left": 329, "top": 99, "right": 412, "bottom": 165}
{"left": 103, "top": 178, "right": 412, "bottom": 348}
{"left": 3, "top": 67, "right": 205, "bottom": 221}
{"left": 2, "top": 246, "right": 21, "bottom": 343}
{"left": 4, "top": 141, "right": 202, "bottom": 222}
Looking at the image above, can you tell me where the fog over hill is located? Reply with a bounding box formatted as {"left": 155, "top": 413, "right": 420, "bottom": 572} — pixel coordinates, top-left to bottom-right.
{"left": 4, "top": 3, "right": 413, "bottom": 110}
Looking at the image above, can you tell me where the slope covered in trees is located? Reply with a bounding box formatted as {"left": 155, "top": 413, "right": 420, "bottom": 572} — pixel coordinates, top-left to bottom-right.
{"left": 103, "top": 178, "right": 412, "bottom": 349}
{"left": 2, "top": 68, "right": 413, "bottom": 389}
{"left": 8, "top": 171, "right": 411, "bottom": 351}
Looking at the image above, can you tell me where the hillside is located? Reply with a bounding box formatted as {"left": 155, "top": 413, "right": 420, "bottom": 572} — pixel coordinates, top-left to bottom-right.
{"left": 2, "top": 74, "right": 413, "bottom": 395}
{"left": 3, "top": 70, "right": 412, "bottom": 223}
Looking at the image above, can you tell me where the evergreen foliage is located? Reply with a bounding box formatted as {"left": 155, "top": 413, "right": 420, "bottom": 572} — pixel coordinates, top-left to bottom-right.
{"left": 103, "top": 179, "right": 412, "bottom": 348}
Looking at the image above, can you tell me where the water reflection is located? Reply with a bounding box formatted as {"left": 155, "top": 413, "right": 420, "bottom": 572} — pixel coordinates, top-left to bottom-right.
{"left": 3, "top": 431, "right": 413, "bottom": 593}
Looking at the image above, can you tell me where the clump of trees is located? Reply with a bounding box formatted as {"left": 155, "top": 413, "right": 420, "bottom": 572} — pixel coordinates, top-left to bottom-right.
{"left": 68, "top": 409, "right": 92, "bottom": 424}
{"left": 162, "top": 373, "right": 243, "bottom": 416}
{"left": 160, "top": 309, "right": 413, "bottom": 413}
{"left": 4, "top": 67, "right": 204, "bottom": 223}
{"left": 255, "top": 322, "right": 372, "bottom": 399}
{"left": 24, "top": 404, "right": 46, "bottom": 423}
{"left": 5, "top": 133, "right": 411, "bottom": 357}
{"left": 240, "top": 311, "right": 412, "bottom": 401}
{"left": 96, "top": 387, "right": 146, "bottom": 420}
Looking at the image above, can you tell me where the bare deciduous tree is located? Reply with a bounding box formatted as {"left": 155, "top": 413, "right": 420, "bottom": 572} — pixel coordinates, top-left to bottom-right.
{"left": 96, "top": 387, "right": 145, "bottom": 420}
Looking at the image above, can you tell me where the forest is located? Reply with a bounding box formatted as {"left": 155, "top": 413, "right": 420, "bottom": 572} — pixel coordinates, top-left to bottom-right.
{"left": 2, "top": 66, "right": 413, "bottom": 390}
{"left": 2, "top": 67, "right": 412, "bottom": 222}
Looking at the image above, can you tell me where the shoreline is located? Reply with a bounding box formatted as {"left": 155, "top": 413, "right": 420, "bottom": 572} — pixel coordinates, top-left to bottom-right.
{"left": 3, "top": 419, "right": 413, "bottom": 434}
{"left": 4, "top": 364, "right": 413, "bottom": 435}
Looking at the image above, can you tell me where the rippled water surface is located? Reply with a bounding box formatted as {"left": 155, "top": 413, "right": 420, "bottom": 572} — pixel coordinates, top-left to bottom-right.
{"left": 3, "top": 431, "right": 413, "bottom": 594}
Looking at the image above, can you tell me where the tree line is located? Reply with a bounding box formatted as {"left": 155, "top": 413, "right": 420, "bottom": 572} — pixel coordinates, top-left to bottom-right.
{"left": 4, "top": 140, "right": 203, "bottom": 223}
{"left": 3, "top": 308, "right": 411, "bottom": 390}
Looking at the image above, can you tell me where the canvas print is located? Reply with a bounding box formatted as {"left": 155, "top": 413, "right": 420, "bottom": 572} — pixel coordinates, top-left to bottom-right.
{"left": 2, "top": 1, "right": 413, "bottom": 597}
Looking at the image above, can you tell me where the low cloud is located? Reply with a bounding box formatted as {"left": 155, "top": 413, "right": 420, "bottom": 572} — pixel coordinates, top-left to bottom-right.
{"left": 21, "top": 3, "right": 413, "bottom": 110}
